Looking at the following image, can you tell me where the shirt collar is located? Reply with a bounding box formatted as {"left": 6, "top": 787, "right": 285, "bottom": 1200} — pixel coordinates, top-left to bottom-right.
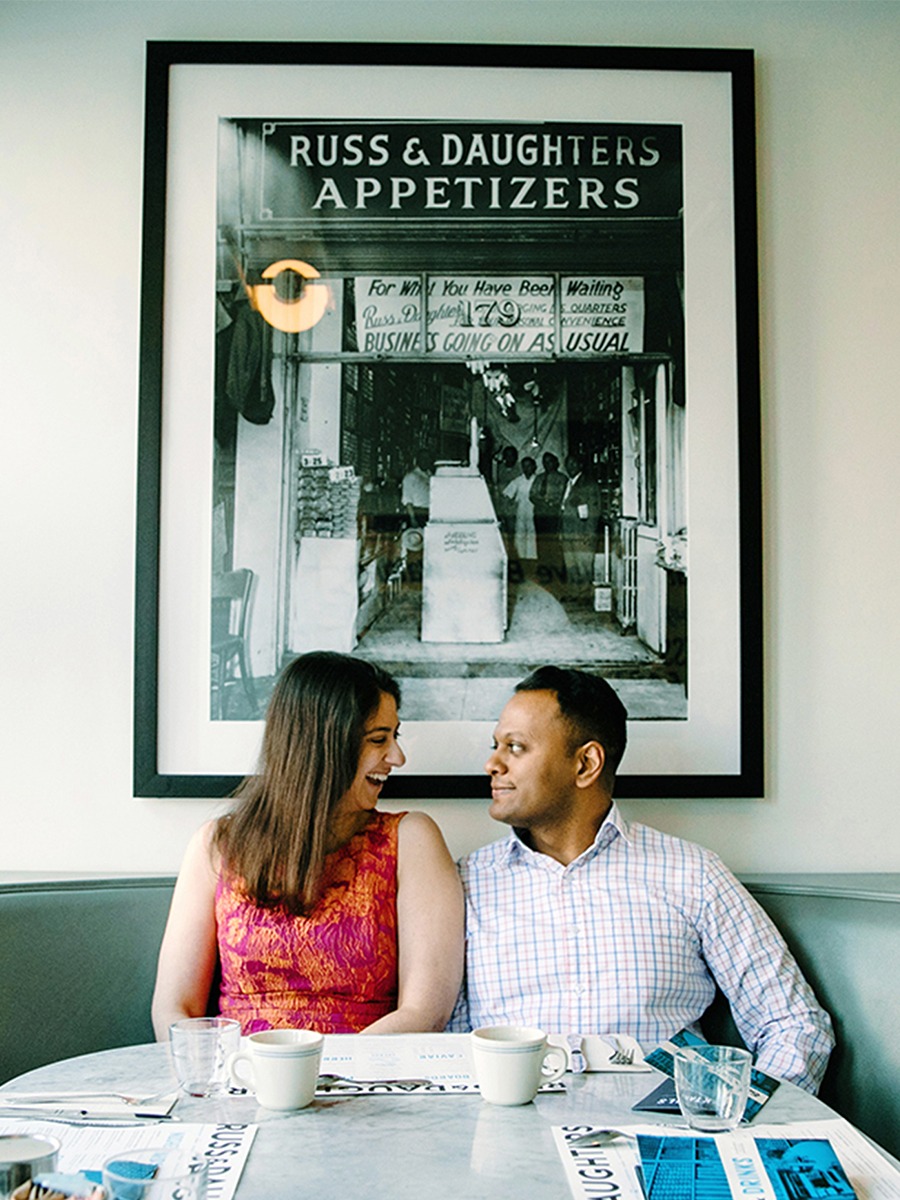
{"left": 599, "top": 801, "right": 632, "bottom": 845}
{"left": 502, "top": 801, "right": 632, "bottom": 867}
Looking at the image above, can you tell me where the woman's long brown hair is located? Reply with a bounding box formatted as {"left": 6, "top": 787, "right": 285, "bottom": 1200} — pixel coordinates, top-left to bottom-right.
{"left": 213, "top": 651, "right": 400, "bottom": 915}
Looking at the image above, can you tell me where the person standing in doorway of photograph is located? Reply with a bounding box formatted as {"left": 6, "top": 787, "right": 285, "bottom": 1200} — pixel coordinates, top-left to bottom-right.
{"left": 494, "top": 445, "right": 520, "bottom": 540}
{"left": 503, "top": 454, "right": 538, "bottom": 578}
{"left": 401, "top": 451, "right": 432, "bottom": 528}
{"left": 561, "top": 454, "right": 602, "bottom": 602}
{"left": 529, "top": 451, "right": 567, "bottom": 592}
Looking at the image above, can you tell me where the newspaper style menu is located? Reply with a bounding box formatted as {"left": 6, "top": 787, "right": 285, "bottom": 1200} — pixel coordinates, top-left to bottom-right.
{"left": 317, "top": 1032, "right": 565, "bottom": 1095}
{"left": 554, "top": 1118, "right": 900, "bottom": 1200}
{"left": 0, "top": 1118, "right": 255, "bottom": 1200}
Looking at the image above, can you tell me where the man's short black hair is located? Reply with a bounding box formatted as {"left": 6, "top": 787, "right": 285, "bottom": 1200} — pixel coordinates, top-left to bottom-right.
{"left": 515, "top": 666, "right": 628, "bottom": 782}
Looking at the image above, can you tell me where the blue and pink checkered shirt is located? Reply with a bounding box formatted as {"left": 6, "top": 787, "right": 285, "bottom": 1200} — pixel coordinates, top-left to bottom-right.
{"left": 447, "top": 804, "right": 833, "bottom": 1093}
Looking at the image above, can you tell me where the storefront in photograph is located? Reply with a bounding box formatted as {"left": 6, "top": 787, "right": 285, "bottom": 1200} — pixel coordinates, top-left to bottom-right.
{"left": 210, "top": 117, "right": 688, "bottom": 724}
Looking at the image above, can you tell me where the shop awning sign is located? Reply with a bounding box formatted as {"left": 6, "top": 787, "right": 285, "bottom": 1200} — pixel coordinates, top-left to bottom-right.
{"left": 259, "top": 121, "right": 682, "bottom": 221}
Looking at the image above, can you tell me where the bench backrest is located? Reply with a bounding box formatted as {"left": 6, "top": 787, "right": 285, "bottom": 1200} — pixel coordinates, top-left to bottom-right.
{"left": 0, "top": 877, "right": 175, "bottom": 1083}
{"left": 705, "top": 877, "right": 900, "bottom": 1159}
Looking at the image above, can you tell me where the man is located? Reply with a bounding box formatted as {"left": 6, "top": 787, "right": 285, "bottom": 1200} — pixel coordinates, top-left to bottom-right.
{"left": 502, "top": 455, "right": 538, "bottom": 571}
{"left": 560, "top": 453, "right": 602, "bottom": 601}
{"left": 449, "top": 667, "right": 834, "bottom": 1093}
{"left": 529, "top": 452, "right": 567, "bottom": 591}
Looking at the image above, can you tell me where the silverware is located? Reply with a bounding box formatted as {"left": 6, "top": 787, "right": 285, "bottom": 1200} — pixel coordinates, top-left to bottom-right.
{"left": 317, "top": 1073, "right": 433, "bottom": 1090}
{"left": 609, "top": 1038, "right": 636, "bottom": 1066}
{"left": 0, "top": 1091, "right": 180, "bottom": 1122}
{"left": 0, "top": 1106, "right": 179, "bottom": 1125}
{"left": 0, "top": 1089, "right": 179, "bottom": 1108}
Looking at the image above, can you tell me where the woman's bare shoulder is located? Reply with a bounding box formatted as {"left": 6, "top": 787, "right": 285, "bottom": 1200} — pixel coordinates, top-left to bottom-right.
{"left": 396, "top": 810, "right": 452, "bottom": 855}
{"left": 182, "top": 817, "right": 224, "bottom": 876}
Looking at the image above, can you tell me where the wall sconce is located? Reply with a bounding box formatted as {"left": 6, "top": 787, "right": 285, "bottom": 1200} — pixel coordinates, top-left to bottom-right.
{"left": 248, "top": 259, "right": 331, "bottom": 333}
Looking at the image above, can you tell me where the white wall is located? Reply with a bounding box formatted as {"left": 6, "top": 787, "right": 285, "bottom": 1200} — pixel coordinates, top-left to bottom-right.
{"left": 1, "top": 0, "right": 898, "bottom": 875}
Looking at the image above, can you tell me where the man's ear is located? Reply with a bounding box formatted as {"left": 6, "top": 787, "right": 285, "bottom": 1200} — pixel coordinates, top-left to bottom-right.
{"left": 574, "top": 741, "right": 605, "bottom": 788}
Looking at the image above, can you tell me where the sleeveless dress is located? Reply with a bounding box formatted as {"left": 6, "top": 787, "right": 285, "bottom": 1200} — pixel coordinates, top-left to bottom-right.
{"left": 215, "top": 810, "right": 406, "bottom": 1033}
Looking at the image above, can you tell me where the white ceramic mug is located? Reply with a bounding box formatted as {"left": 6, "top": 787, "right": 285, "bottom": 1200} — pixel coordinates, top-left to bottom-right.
{"left": 470, "top": 1025, "right": 568, "bottom": 1106}
{"left": 227, "top": 1029, "right": 324, "bottom": 1110}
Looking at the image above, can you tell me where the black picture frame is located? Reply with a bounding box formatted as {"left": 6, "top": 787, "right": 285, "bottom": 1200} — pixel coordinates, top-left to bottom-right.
{"left": 134, "top": 40, "right": 762, "bottom": 800}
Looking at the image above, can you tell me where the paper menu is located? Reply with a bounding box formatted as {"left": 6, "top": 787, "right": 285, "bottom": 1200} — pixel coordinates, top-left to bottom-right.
{"left": 0, "top": 1119, "right": 255, "bottom": 1200}
{"left": 322, "top": 1031, "right": 474, "bottom": 1088}
{"left": 317, "top": 1031, "right": 565, "bottom": 1095}
{"left": 554, "top": 1119, "right": 900, "bottom": 1200}
{"left": 554, "top": 1123, "right": 656, "bottom": 1200}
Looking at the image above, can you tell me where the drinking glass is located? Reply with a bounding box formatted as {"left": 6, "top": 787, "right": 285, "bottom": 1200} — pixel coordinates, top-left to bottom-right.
{"left": 673, "top": 1044, "right": 752, "bottom": 1132}
{"left": 169, "top": 1016, "right": 241, "bottom": 1097}
{"left": 102, "top": 1150, "right": 208, "bottom": 1200}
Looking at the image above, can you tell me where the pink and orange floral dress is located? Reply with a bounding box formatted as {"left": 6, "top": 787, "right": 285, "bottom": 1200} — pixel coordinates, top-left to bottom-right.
{"left": 215, "top": 810, "right": 406, "bottom": 1033}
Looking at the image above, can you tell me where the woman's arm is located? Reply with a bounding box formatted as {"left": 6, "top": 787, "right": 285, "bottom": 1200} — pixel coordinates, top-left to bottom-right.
{"left": 150, "top": 820, "right": 221, "bottom": 1041}
{"left": 364, "top": 812, "right": 464, "bottom": 1034}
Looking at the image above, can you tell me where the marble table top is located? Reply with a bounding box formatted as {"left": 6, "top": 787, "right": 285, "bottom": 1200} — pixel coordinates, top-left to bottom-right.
{"left": 0, "top": 1042, "right": 889, "bottom": 1199}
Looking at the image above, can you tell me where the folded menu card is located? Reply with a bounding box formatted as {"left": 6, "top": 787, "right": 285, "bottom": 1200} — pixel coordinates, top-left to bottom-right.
{"left": 643, "top": 1028, "right": 780, "bottom": 1120}
{"left": 630, "top": 1076, "right": 681, "bottom": 1114}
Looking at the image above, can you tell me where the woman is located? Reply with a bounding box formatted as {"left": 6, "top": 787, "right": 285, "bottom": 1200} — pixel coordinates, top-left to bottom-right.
{"left": 151, "top": 652, "right": 464, "bottom": 1037}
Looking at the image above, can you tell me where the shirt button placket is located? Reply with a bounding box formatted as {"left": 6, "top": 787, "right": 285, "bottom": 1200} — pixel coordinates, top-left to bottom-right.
{"left": 563, "top": 867, "right": 587, "bottom": 1031}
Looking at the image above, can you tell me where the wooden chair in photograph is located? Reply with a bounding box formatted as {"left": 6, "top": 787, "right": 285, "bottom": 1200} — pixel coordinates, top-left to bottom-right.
{"left": 210, "top": 567, "right": 257, "bottom": 719}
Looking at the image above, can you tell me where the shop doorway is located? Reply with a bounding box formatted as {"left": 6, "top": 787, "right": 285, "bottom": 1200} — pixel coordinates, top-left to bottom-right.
{"left": 216, "top": 353, "right": 687, "bottom": 722}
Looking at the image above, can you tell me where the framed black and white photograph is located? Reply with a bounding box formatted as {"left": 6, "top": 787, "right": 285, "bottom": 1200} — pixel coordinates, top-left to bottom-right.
{"left": 134, "top": 41, "right": 762, "bottom": 799}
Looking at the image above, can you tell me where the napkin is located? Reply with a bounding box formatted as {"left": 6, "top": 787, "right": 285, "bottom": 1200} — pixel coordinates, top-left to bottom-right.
{"left": 580, "top": 1034, "right": 652, "bottom": 1072}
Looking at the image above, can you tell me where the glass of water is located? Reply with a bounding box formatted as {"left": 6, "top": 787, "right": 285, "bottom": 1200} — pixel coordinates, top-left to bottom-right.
{"left": 102, "top": 1149, "right": 208, "bottom": 1200}
{"left": 673, "top": 1044, "right": 752, "bottom": 1132}
{"left": 169, "top": 1016, "right": 241, "bottom": 1097}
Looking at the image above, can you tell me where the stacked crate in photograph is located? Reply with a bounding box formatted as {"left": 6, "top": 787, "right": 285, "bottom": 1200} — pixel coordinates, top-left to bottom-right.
{"left": 291, "top": 463, "right": 362, "bottom": 652}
